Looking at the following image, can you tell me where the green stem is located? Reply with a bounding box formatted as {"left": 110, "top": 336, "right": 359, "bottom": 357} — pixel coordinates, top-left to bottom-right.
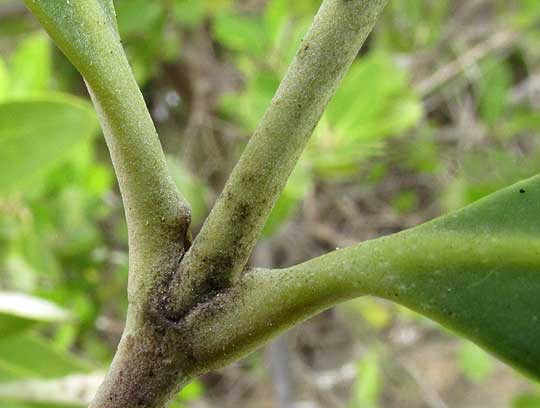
{"left": 185, "top": 176, "right": 540, "bottom": 380}
{"left": 23, "top": 1, "right": 191, "bottom": 307}
{"left": 168, "top": 0, "right": 389, "bottom": 319}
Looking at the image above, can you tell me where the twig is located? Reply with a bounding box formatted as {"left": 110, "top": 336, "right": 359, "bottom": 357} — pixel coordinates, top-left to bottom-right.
{"left": 415, "top": 30, "right": 518, "bottom": 97}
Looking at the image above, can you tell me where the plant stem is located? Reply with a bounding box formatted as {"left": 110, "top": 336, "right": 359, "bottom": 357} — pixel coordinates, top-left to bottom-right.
{"left": 183, "top": 176, "right": 540, "bottom": 380}
{"left": 167, "top": 0, "right": 389, "bottom": 319}
{"left": 23, "top": 0, "right": 191, "bottom": 308}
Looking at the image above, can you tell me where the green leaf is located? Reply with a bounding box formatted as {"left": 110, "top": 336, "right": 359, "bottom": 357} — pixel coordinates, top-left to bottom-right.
{"left": 0, "top": 292, "right": 68, "bottom": 338}
{"left": 458, "top": 341, "right": 495, "bottom": 382}
{"left": 350, "top": 352, "right": 382, "bottom": 408}
{"left": 513, "top": 393, "right": 540, "bottom": 408}
{"left": 213, "top": 12, "right": 267, "bottom": 56}
{"left": 262, "top": 163, "right": 311, "bottom": 237}
{"left": 115, "top": 0, "right": 163, "bottom": 37}
{"left": 10, "top": 33, "right": 51, "bottom": 96}
{"left": 477, "top": 58, "right": 512, "bottom": 127}
{"left": 0, "top": 335, "right": 95, "bottom": 407}
{"left": 167, "top": 157, "right": 209, "bottom": 226}
{"left": 0, "top": 58, "right": 9, "bottom": 100}
{"left": 365, "top": 174, "right": 540, "bottom": 379}
{"left": 0, "top": 335, "right": 91, "bottom": 382}
{"left": 173, "top": 0, "right": 207, "bottom": 27}
{"left": 285, "top": 174, "right": 540, "bottom": 380}
{"left": 309, "top": 53, "right": 422, "bottom": 177}
{"left": 178, "top": 380, "right": 203, "bottom": 401}
{"left": 0, "top": 95, "right": 98, "bottom": 195}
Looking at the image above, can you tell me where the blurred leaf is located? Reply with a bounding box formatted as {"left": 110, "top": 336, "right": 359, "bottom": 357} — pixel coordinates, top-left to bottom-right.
{"left": 262, "top": 164, "right": 311, "bottom": 237}
{"left": 378, "top": 0, "right": 450, "bottom": 51}
{"left": 346, "top": 298, "right": 392, "bottom": 330}
{"left": 213, "top": 12, "right": 267, "bottom": 56}
{"left": 178, "top": 380, "right": 203, "bottom": 401}
{"left": 0, "top": 95, "right": 98, "bottom": 195}
{"left": 350, "top": 352, "right": 382, "bottom": 408}
{"left": 0, "top": 58, "right": 8, "bottom": 100}
{"left": 167, "top": 157, "right": 209, "bottom": 226}
{"left": 500, "top": 109, "right": 540, "bottom": 138}
{"left": 0, "top": 335, "right": 91, "bottom": 382}
{"left": 515, "top": 0, "right": 540, "bottom": 27}
{"left": 0, "top": 292, "right": 68, "bottom": 338}
{"left": 477, "top": 58, "right": 512, "bottom": 127}
{"left": 115, "top": 0, "right": 163, "bottom": 37}
{"left": 10, "top": 32, "right": 51, "bottom": 96}
{"left": 513, "top": 393, "right": 540, "bottom": 408}
{"left": 0, "top": 372, "right": 102, "bottom": 408}
{"left": 173, "top": 0, "right": 207, "bottom": 27}
{"left": 220, "top": 70, "right": 280, "bottom": 131}
{"left": 458, "top": 341, "right": 495, "bottom": 382}
{"left": 264, "top": 0, "right": 289, "bottom": 43}
{"left": 392, "top": 191, "right": 419, "bottom": 214}
{"left": 309, "top": 53, "right": 422, "bottom": 177}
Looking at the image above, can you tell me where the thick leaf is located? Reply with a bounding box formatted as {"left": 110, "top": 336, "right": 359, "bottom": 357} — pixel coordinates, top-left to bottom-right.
{"left": 273, "top": 175, "right": 540, "bottom": 379}
{"left": 362, "top": 174, "right": 540, "bottom": 378}
{"left": 0, "top": 292, "right": 68, "bottom": 338}
{"left": 0, "top": 95, "right": 98, "bottom": 195}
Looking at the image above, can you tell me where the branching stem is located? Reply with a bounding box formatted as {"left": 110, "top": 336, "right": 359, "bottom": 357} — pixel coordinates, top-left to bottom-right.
{"left": 167, "top": 0, "right": 389, "bottom": 319}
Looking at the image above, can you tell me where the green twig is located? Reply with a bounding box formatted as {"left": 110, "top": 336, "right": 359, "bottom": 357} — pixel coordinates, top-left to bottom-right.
{"left": 23, "top": 0, "right": 192, "bottom": 308}
{"left": 167, "top": 0, "right": 389, "bottom": 319}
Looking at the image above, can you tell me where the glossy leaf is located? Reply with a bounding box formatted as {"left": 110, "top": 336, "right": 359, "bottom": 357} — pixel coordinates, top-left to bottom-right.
{"left": 0, "top": 95, "right": 98, "bottom": 195}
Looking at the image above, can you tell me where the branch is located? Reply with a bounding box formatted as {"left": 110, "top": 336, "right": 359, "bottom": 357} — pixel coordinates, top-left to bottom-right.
{"left": 167, "top": 0, "right": 389, "bottom": 319}
{"left": 23, "top": 1, "right": 191, "bottom": 305}
{"left": 183, "top": 175, "right": 540, "bottom": 380}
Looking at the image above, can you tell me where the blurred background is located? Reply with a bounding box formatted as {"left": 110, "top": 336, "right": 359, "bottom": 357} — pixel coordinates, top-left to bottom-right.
{"left": 0, "top": 0, "right": 539, "bottom": 407}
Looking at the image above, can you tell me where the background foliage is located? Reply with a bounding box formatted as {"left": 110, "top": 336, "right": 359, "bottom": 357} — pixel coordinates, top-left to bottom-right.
{"left": 0, "top": 0, "right": 539, "bottom": 406}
